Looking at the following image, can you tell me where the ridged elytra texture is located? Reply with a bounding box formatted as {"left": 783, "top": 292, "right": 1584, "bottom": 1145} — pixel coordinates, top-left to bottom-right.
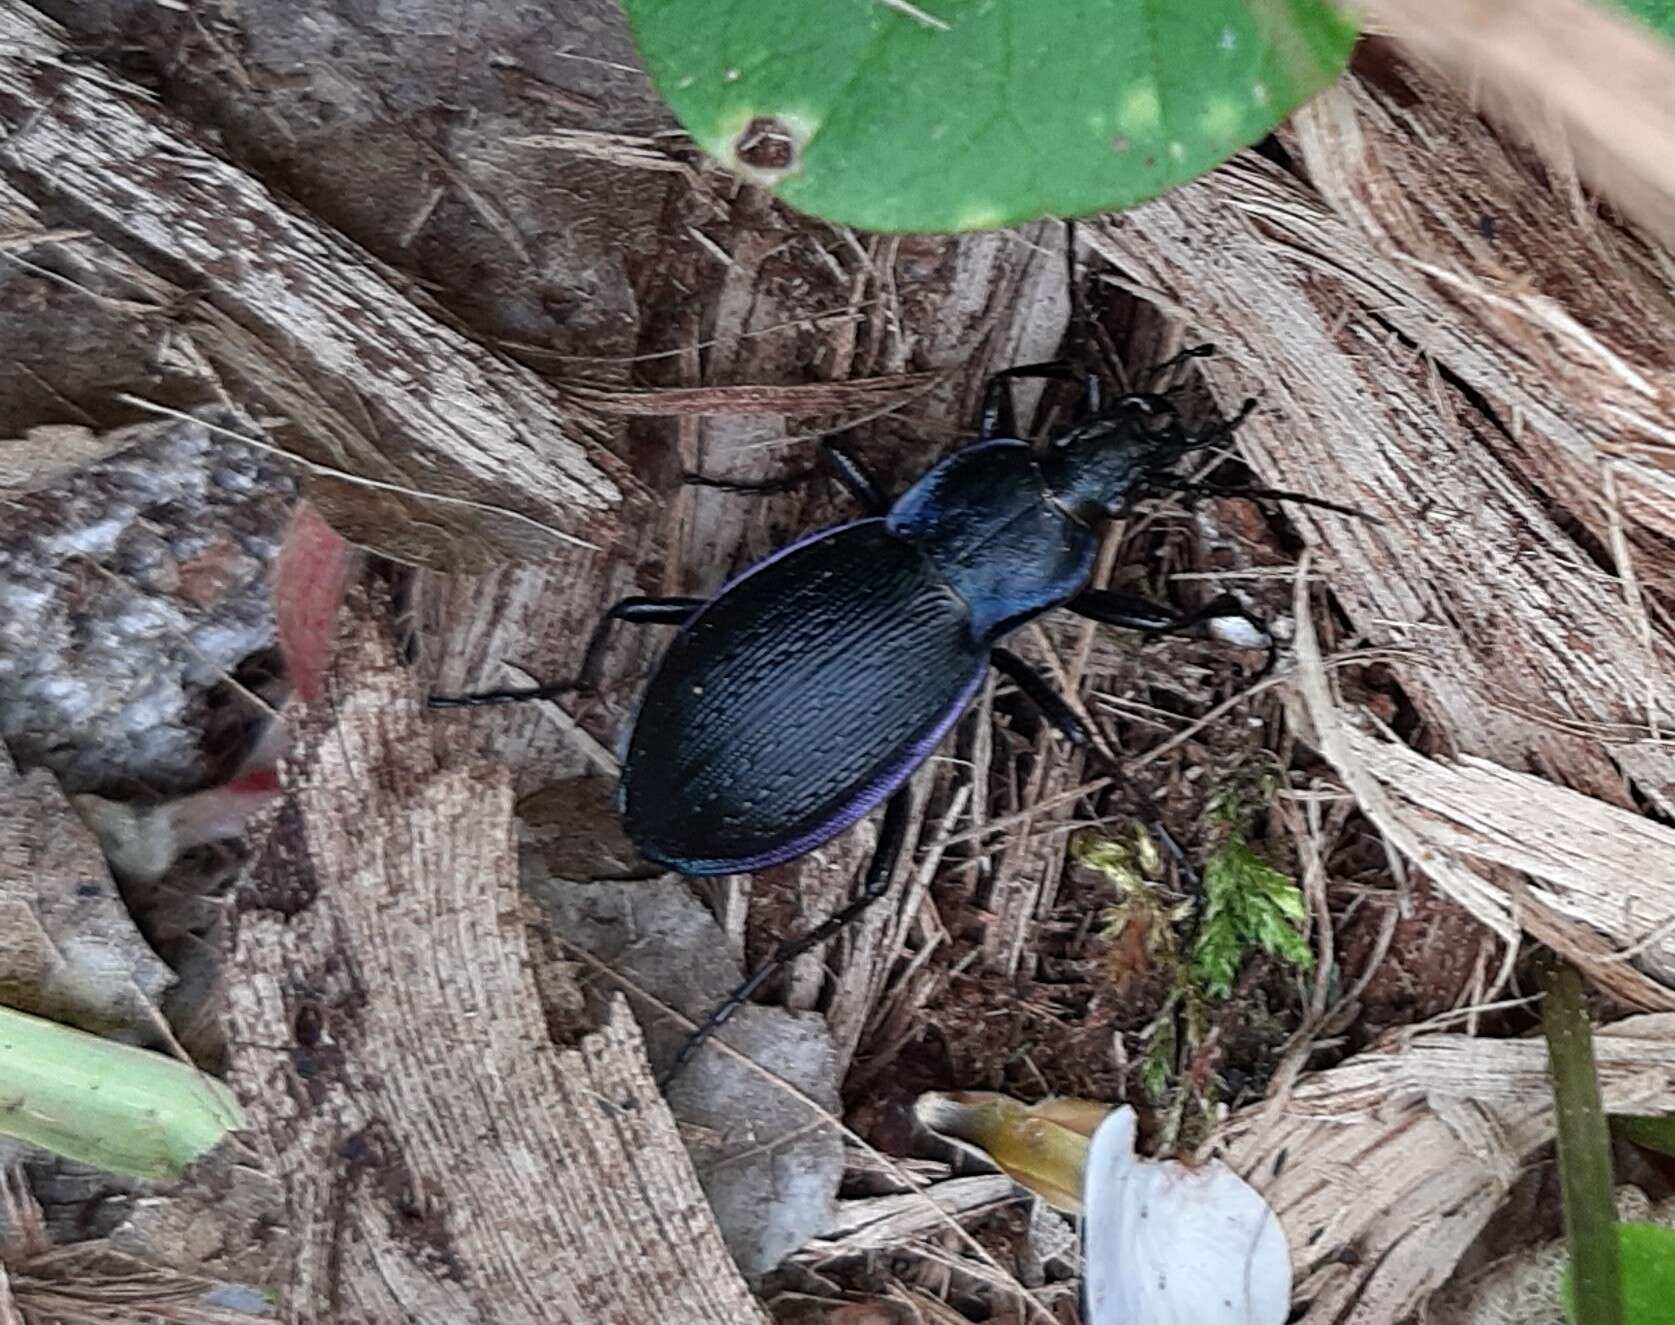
{"left": 623, "top": 521, "right": 985, "bottom": 873}
{"left": 622, "top": 437, "right": 1105, "bottom": 875}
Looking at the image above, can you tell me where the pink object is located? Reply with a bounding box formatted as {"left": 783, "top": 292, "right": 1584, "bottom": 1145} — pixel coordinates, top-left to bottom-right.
{"left": 72, "top": 721, "right": 289, "bottom": 883}
{"left": 275, "top": 501, "right": 356, "bottom": 703}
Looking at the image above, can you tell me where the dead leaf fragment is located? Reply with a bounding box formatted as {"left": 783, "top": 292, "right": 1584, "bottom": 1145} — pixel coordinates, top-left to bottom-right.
{"left": 1219, "top": 1015, "right": 1675, "bottom": 1322}
{"left": 0, "top": 753, "right": 170, "bottom": 1039}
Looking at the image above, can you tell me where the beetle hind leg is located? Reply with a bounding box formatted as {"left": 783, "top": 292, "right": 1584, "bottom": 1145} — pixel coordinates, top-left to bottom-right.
{"left": 816, "top": 440, "right": 890, "bottom": 514}
{"left": 684, "top": 438, "right": 889, "bottom": 515}
{"left": 658, "top": 788, "right": 914, "bottom": 1088}
{"left": 681, "top": 468, "right": 819, "bottom": 495}
{"left": 427, "top": 595, "right": 705, "bottom": 709}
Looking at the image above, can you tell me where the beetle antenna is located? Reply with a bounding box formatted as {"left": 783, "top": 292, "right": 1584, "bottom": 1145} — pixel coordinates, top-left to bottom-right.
{"left": 1139, "top": 395, "right": 1375, "bottom": 520}
{"left": 1144, "top": 342, "right": 1218, "bottom": 393}
{"left": 1149, "top": 477, "right": 1381, "bottom": 523}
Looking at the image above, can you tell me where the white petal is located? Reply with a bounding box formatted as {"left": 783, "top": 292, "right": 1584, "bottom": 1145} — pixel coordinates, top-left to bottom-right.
{"left": 1208, "top": 615, "right": 1271, "bottom": 650}
{"left": 1083, "top": 1106, "right": 1291, "bottom": 1325}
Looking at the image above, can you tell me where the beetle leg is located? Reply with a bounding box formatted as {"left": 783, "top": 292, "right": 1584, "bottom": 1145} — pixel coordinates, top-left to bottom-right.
{"left": 683, "top": 439, "right": 889, "bottom": 514}
{"left": 681, "top": 468, "right": 819, "bottom": 495}
{"left": 1076, "top": 372, "right": 1104, "bottom": 423}
{"left": 658, "top": 788, "right": 914, "bottom": 1087}
{"left": 818, "top": 439, "right": 890, "bottom": 514}
{"left": 1145, "top": 474, "right": 1376, "bottom": 522}
{"left": 574, "top": 596, "right": 709, "bottom": 689}
{"left": 989, "top": 648, "right": 1091, "bottom": 747}
{"left": 978, "top": 373, "right": 1019, "bottom": 441}
{"left": 596, "top": 595, "right": 709, "bottom": 619}
{"left": 1063, "top": 218, "right": 1131, "bottom": 398}
{"left": 976, "top": 361, "right": 1079, "bottom": 440}
{"left": 427, "top": 595, "right": 705, "bottom": 708}
{"left": 1068, "top": 588, "right": 1274, "bottom": 659}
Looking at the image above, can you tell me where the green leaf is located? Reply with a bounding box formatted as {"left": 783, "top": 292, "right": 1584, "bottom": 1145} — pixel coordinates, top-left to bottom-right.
{"left": 1562, "top": 1224, "right": 1675, "bottom": 1325}
{"left": 1140, "top": 1019, "right": 1174, "bottom": 1102}
{"left": 1612, "top": 1114, "right": 1675, "bottom": 1158}
{"left": 1073, "top": 826, "right": 1150, "bottom": 894}
{"left": 1188, "top": 837, "right": 1312, "bottom": 999}
{"left": 622, "top": 0, "right": 1359, "bottom": 233}
{"left": 1613, "top": 2, "right": 1675, "bottom": 42}
{"left": 0, "top": 1006, "right": 241, "bottom": 1181}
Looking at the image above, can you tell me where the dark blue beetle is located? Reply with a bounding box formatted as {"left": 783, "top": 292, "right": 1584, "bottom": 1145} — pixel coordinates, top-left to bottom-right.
{"left": 437, "top": 354, "right": 1318, "bottom": 1073}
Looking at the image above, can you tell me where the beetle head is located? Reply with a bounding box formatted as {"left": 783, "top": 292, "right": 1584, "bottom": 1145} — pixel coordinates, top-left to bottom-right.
{"left": 1039, "top": 392, "right": 1191, "bottom": 521}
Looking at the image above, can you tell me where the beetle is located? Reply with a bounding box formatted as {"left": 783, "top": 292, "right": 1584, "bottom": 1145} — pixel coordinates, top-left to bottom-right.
{"left": 434, "top": 351, "right": 1355, "bottom": 1077}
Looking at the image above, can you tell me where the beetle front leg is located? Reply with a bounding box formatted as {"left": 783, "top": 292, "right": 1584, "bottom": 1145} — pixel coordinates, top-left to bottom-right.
{"left": 427, "top": 595, "right": 705, "bottom": 709}
{"left": 658, "top": 788, "right": 914, "bottom": 1087}
{"left": 1071, "top": 588, "right": 1277, "bottom": 681}
{"left": 990, "top": 648, "right": 1091, "bottom": 747}
{"left": 975, "top": 361, "right": 1086, "bottom": 440}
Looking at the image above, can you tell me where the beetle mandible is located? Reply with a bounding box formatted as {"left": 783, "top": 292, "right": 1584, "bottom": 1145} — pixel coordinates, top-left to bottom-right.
{"left": 435, "top": 351, "right": 1347, "bottom": 1078}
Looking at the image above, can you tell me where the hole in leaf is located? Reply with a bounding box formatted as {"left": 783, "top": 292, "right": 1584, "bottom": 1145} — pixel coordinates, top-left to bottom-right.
{"left": 734, "top": 115, "right": 799, "bottom": 175}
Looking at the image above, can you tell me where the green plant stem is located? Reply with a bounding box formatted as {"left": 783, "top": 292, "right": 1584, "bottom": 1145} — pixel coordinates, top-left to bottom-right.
{"left": 0, "top": 1005, "right": 241, "bottom": 1180}
{"left": 1542, "top": 961, "right": 1623, "bottom": 1325}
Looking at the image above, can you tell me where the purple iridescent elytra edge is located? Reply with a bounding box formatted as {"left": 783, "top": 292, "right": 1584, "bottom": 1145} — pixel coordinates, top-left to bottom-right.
{"left": 631, "top": 516, "right": 984, "bottom": 875}
{"left": 655, "top": 659, "right": 988, "bottom": 875}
